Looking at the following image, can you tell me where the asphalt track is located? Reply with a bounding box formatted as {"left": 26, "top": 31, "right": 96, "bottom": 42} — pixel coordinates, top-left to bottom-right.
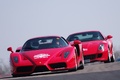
{"left": 1, "top": 62, "right": 120, "bottom": 80}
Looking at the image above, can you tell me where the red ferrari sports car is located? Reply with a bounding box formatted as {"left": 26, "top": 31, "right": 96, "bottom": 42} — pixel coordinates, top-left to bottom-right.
{"left": 7, "top": 36, "right": 84, "bottom": 77}
{"left": 67, "top": 31, "right": 115, "bottom": 63}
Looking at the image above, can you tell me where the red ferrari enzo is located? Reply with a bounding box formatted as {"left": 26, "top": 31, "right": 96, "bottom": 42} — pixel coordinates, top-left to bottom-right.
{"left": 7, "top": 36, "right": 84, "bottom": 77}
{"left": 67, "top": 31, "right": 115, "bottom": 63}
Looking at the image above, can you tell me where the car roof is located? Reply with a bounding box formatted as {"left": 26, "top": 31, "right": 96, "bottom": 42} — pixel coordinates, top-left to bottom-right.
{"left": 29, "top": 35, "right": 62, "bottom": 40}
{"left": 68, "top": 30, "right": 101, "bottom": 36}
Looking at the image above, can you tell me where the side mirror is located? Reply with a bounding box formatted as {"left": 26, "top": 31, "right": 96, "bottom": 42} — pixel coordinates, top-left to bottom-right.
{"left": 106, "top": 35, "right": 113, "bottom": 39}
{"left": 70, "top": 40, "right": 81, "bottom": 46}
{"left": 74, "top": 40, "right": 81, "bottom": 45}
{"left": 7, "top": 47, "right": 14, "bottom": 53}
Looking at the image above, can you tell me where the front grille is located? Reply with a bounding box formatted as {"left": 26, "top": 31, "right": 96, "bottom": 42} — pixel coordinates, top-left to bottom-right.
{"left": 16, "top": 66, "right": 33, "bottom": 73}
{"left": 49, "top": 62, "right": 67, "bottom": 69}
{"left": 34, "top": 66, "right": 49, "bottom": 72}
{"left": 84, "top": 54, "right": 96, "bottom": 60}
{"left": 84, "top": 53, "right": 103, "bottom": 60}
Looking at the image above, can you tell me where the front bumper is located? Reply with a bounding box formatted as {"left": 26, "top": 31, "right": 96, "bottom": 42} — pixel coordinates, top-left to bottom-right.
{"left": 11, "top": 57, "right": 76, "bottom": 75}
{"left": 84, "top": 52, "right": 108, "bottom": 63}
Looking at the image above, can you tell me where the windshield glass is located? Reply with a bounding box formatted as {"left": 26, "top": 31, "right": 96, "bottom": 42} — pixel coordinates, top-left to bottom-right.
{"left": 22, "top": 37, "right": 68, "bottom": 51}
{"left": 67, "top": 31, "right": 104, "bottom": 42}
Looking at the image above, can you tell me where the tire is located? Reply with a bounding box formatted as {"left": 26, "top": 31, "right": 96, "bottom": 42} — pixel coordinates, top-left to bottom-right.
{"left": 79, "top": 61, "right": 84, "bottom": 69}
{"left": 111, "top": 53, "right": 115, "bottom": 62}
{"left": 68, "top": 65, "right": 78, "bottom": 72}
{"left": 79, "top": 54, "right": 84, "bottom": 69}
{"left": 68, "top": 55, "right": 78, "bottom": 72}
{"left": 104, "top": 49, "right": 111, "bottom": 63}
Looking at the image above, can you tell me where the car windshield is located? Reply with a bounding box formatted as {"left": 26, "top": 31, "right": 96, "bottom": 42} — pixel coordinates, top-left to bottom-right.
{"left": 22, "top": 37, "right": 68, "bottom": 51}
{"left": 67, "top": 31, "right": 104, "bottom": 42}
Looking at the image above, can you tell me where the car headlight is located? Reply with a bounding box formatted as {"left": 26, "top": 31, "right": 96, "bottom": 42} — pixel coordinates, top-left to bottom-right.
{"left": 13, "top": 56, "right": 19, "bottom": 63}
{"left": 64, "top": 52, "right": 70, "bottom": 58}
{"left": 98, "top": 44, "right": 104, "bottom": 51}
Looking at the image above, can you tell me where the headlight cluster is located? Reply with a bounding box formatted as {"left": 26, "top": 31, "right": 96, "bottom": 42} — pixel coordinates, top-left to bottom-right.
{"left": 98, "top": 44, "right": 104, "bottom": 51}
{"left": 64, "top": 52, "right": 70, "bottom": 58}
{"left": 13, "top": 56, "right": 19, "bottom": 63}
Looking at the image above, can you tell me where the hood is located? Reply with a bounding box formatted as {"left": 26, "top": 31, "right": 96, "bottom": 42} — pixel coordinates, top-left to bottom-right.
{"left": 21, "top": 47, "right": 70, "bottom": 65}
{"left": 82, "top": 40, "right": 105, "bottom": 54}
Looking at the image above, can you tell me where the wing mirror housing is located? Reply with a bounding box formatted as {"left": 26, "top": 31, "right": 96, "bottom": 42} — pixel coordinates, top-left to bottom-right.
{"left": 106, "top": 35, "right": 113, "bottom": 39}
{"left": 74, "top": 40, "right": 81, "bottom": 45}
{"left": 7, "top": 47, "right": 14, "bottom": 53}
{"left": 70, "top": 40, "right": 81, "bottom": 46}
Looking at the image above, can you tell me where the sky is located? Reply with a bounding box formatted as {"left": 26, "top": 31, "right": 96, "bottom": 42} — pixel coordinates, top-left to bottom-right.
{"left": 0, "top": 0, "right": 120, "bottom": 64}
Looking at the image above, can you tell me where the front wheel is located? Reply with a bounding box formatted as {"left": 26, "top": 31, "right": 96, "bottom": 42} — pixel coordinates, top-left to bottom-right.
{"left": 104, "top": 49, "right": 111, "bottom": 63}
{"left": 68, "top": 55, "right": 78, "bottom": 72}
{"left": 111, "top": 53, "right": 115, "bottom": 62}
{"left": 79, "top": 54, "right": 84, "bottom": 69}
